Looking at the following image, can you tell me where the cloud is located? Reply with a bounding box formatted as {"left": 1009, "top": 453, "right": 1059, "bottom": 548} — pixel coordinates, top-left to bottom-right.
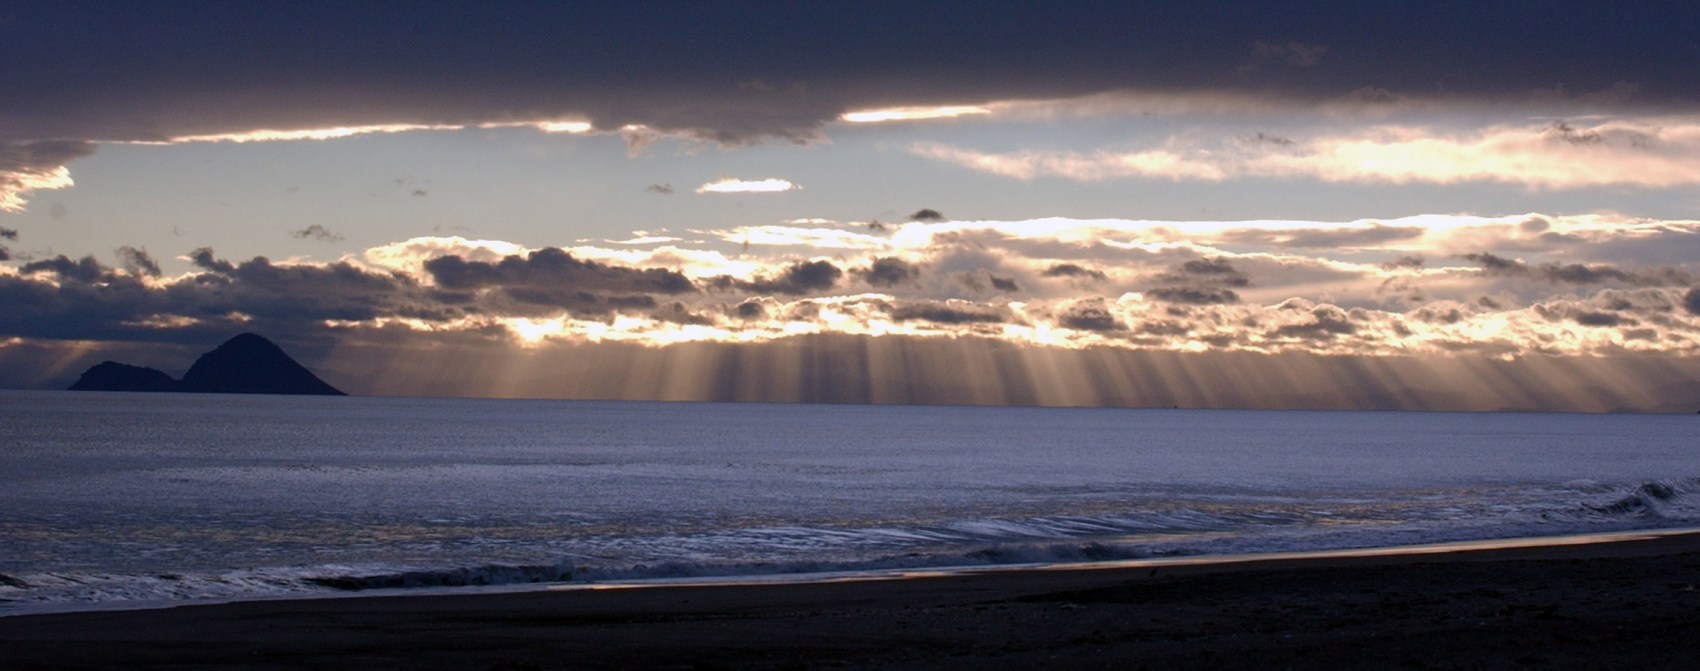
{"left": 1140, "top": 256, "right": 1252, "bottom": 305}
{"left": 1381, "top": 255, "right": 1425, "bottom": 270}
{"left": 4, "top": 4, "right": 1699, "bottom": 211}
{"left": 840, "top": 106, "right": 990, "bottom": 123}
{"left": 1174, "top": 258, "right": 1248, "bottom": 280}
{"left": 909, "top": 117, "right": 1700, "bottom": 189}
{"left": 910, "top": 142, "right": 1228, "bottom": 181}
{"left": 1271, "top": 304, "right": 1356, "bottom": 340}
{"left": 889, "top": 300, "right": 1008, "bottom": 325}
{"left": 1242, "top": 40, "right": 1329, "bottom": 71}
{"left": 1057, "top": 300, "right": 1123, "bottom": 332}
{"left": 1146, "top": 287, "right": 1241, "bottom": 305}
{"left": 115, "top": 246, "right": 161, "bottom": 277}
{"left": 184, "top": 250, "right": 430, "bottom": 322}
{"left": 695, "top": 178, "right": 800, "bottom": 194}
{"left": 608, "top": 233, "right": 684, "bottom": 245}
{"left": 8, "top": 210, "right": 1700, "bottom": 380}
{"left": 645, "top": 183, "right": 675, "bottom": 195}
{"left": 154, "top": 123, "right": 464, "bottom": 144}
{"left": 187, "top": 247, "right": 236, "bottom": 274}
{"left": 1461, "top": 252, "right": 1692, "bottom": 287}
{"left": 1041, "top": 263, "right": 1107, "bottom": 281}
{"left": 0, "top": 226, "right": 15, "bottom": 261}
{"left": 712, "top": 224, "right": 889, "bottom": 250}
{"left": 21, "top": 255, "right": 110, "bottom": 284}
{"left": 1573, "top": 311, "right": 1629, "bottom": 327}
{"left": 909, "top": 208, "right": 945, "bottom": 222}
{"left": 425, "top": 246, "right": 697, "bottom": 297}
{"left": 0, "top": 140, "right": 97, "bottom": 212}
{"left": 1221, "top": 224, "right": 1424, "bottom": 249}
{"left": 291, "top": 225, "right": 345, "bottom": 242}
{"left": 855, "top": 257, "right": 920, "bottom": 288}
{"left": 12, "top": 4, "right": 1695, "bottom": 151}
{"left": 712, "top": 260, "right": 843, "bottom": 296}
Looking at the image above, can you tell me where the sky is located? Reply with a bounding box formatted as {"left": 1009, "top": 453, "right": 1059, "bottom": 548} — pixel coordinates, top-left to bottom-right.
{"left": 4, "top": 1, "right": 1700, "bottom": 411}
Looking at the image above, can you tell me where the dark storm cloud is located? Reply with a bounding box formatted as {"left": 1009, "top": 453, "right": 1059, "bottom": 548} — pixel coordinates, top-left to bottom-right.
{"left": 0, "top": 267, "right": 171, "bottom": 342}
{"left": 1041, "top": 263, "right": 1107, "bottom": 281}
{"left": 291, "top": 224, "right": 345, "bottom": 242}
{"left": 497, "top": 288, "right": 658, "bottom": 314}
{"left": 1412, "top": 304, "right": 1468, "bottom": 325}
{"left": 0, "top": 226, "right": 15, "bottom": 261}
{"left": 855, "top": 257, "right": 920, "bottom": 288}
{"left": 711, "top": 260, "right": 842, "bottom": 296}
{"left": 425, "top": 247, "right": 695, "bottom": 295}
{"left": 1272, "top": 306, "right": 1356, "bottom": 340}
{"left": 0, "top": 247, "right": 458, "bottom": 346}
{"left": 180, "top": 250, "right": 427, "bottom": 322}
{"left": 1138, "top": 320, "right": 1192, "bottom": 337}
{"left": 1174, "top": 258, "right": 1250, "bottom": 283}
{"left": 1057, "top": 301, "right": 1123, "bottom": 332}
{"left": 909, "top": 209, "right": 945, "bottom": 222}
{"left": 1573, "top": 311, "right": 1631, "bottom": 327}
{"left": 5, "top": 3, "right": 1697, "bottom": 151}
{"left": 989, "top": 276, "right": 1020, "bottom": 293}
{"left": 1684, "top": 287, "right": 1700, "bottom": 316}
{"left": 1146, "top": 287, "right": 1241, "bottom": 305}
{"left": 188, "top": 247, "right": 236, "bottom": 274}
{"left": 655, "top": 301, "right": 713, "bottom": 326}
{"left": 1462, "top": 253, "right": 1693, "bottom": 287}
{"left": 889, "top": 300, "right": 1008, "bottom": 325}
{"left": 21, "top": 254, "right": 110, "bottom": 284}
{"left": 1146, "top": 256, "right": 1249, "bottom": 304}
{"left": 1519, "top": 216, "right": 1552, "bottom": 233}
{"left": 1221, "top": 225, "right": 1424, "bottom": 249}
{"left": 0, "top": 141, "right": 96, "bottom": 167}
{"left": 115, "top": 246, "right": 161, "bottom": 277}
{"left": 1381, "top": 255, "right": 1425, "bottom": 270}
{"left": 734, "top": 301, "right": 766, "bottom": 319}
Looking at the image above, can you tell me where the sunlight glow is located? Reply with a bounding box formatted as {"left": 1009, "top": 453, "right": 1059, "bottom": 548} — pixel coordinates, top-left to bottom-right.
{"left": 506, "top": 317, "right": 567, "bottom": 346}
{"left": 159, "top": 124, "right": 463, "bottom": 144}
{"left": 840, "top": 106, "right": 991, "bottom": 123}
{"left": 695, "top": 178, "right": 800, "bottom": 194}
{"left": 0, "top": 165, "right": 74, "bottom": 212}
{"left": 716, "top": 225, "right": 890, "bottom": 250}
{"left": 909, "top": 117, "right": 1700, "bottom": 189}
{"left": 535, "top": 121, "right": 594, "bottom": 134}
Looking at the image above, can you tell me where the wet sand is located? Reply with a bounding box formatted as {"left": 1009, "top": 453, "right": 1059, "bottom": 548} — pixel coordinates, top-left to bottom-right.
{"left": 4, "top": 531, "right": 1700, "bottom": 670}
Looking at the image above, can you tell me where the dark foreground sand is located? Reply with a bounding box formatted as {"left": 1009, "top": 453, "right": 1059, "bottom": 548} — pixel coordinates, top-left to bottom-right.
{"left": 4, "top": 532, "right": 1700, "bottom": 670}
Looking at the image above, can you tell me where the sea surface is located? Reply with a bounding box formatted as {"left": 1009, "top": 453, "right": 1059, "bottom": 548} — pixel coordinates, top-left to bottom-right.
{"left": 2, "top": 390, "right": 1697, "bottom": 615}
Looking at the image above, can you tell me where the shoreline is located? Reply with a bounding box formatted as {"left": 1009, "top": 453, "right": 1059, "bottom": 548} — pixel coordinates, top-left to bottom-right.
{"left": 6, "top": 527, "right": 1694, "bottom": 619}
{"left": 5, "top": 529, "right": 1700, "bottom": 669}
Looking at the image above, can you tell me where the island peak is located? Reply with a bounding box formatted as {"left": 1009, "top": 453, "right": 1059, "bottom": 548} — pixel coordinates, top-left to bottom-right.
{"left": 68, "top": 334, "right": 345, "bottom": 396}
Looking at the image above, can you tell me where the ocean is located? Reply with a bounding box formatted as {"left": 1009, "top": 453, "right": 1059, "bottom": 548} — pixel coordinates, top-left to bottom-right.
{"left": 2, "top": 390, "right": 1696, "bottom": 615}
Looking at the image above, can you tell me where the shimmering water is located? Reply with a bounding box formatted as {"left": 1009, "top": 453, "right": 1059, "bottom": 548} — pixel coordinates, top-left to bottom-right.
{"left": 2, "top": 390, "right": 1696, "bottom": 614}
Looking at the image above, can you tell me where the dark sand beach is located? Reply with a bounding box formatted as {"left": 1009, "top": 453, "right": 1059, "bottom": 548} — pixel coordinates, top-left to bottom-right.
{"left": 4, "top": 532, "right": 1699, "bottom": 670}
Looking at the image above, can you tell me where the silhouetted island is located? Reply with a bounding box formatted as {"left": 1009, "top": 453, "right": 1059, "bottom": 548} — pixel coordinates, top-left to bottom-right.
{"left": 69, "top": 333, "right": 345, "bottom": 395}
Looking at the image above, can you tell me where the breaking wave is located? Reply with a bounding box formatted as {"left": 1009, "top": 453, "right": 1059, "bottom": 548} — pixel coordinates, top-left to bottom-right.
{"left": 1579, "top": 479, "right": 1696, "bottom": 518}
{"left": 4, "top": 477, "right": 1697, "bottom": 616}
